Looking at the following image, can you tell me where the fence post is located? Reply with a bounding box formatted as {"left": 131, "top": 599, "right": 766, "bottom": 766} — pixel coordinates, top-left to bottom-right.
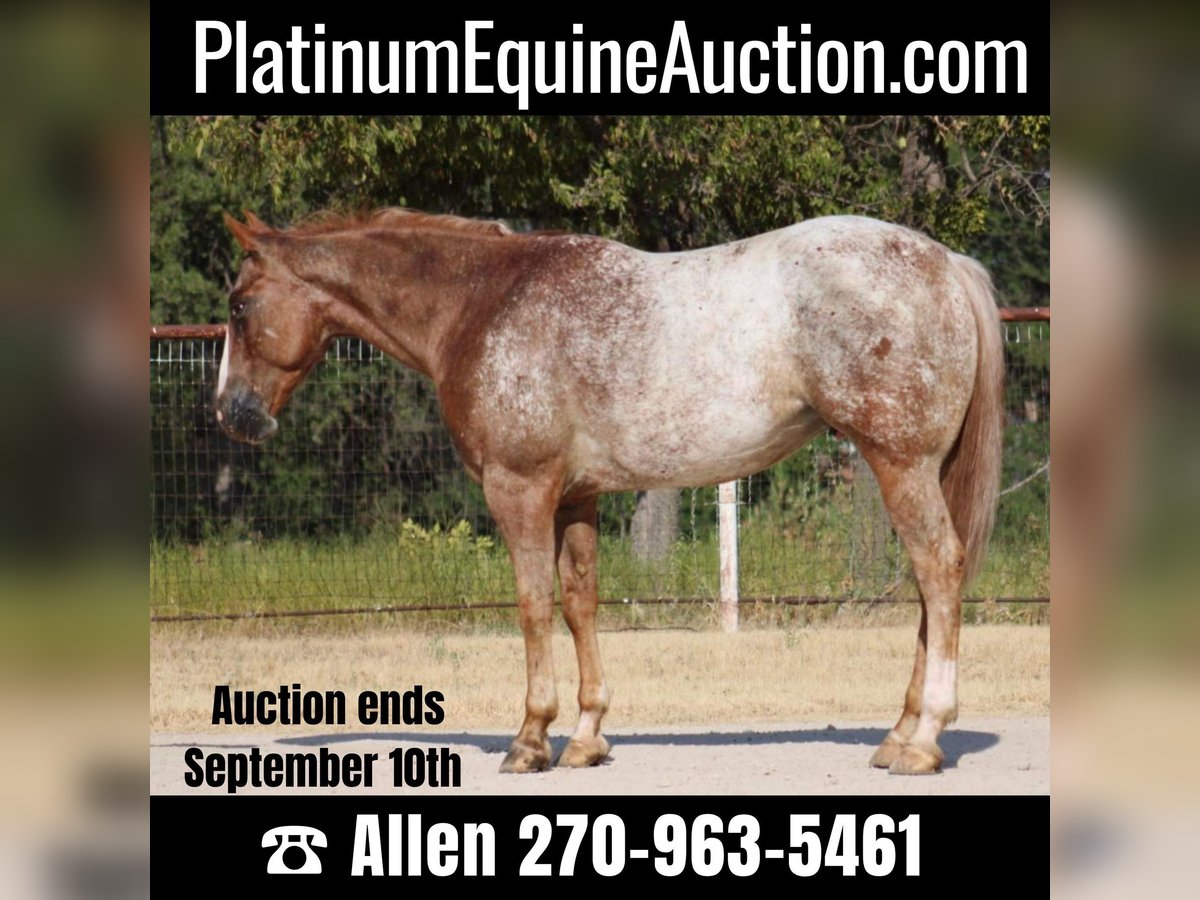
{"left": 718, "top": 480, "right": 739, "bottom": 632}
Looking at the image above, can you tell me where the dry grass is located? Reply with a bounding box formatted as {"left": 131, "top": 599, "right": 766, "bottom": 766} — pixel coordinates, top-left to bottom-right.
{"left": 152, "top": 620, "right": 1048, "bottom": 734}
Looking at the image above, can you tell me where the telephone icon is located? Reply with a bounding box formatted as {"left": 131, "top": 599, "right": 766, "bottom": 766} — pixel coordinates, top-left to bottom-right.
{"left": 261, "top": 825, "right": 327, "bottom": 874}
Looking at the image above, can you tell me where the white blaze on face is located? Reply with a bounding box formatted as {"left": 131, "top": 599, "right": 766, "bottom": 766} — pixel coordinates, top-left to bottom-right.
{"left": 217, "top": 335, "right": 230, "bottom": 395}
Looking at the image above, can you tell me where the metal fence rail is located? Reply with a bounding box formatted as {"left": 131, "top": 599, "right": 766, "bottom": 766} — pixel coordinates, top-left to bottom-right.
{"left": 151, "top": 314, "right": 1048, "bottom": 621}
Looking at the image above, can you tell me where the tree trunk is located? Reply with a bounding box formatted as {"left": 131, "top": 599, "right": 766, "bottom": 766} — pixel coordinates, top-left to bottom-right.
{"left": 900, "top": 119, "right": 946, "bottom": 196}
{"left": 630, "top": 489, "right": 679, "bottom": 561}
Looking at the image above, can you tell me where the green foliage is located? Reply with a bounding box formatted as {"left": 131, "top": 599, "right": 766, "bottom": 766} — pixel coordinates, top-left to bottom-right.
{"left": 997, "top": 419, "right": 1049, "bottom": 546}
{"left": 398, "top": 519, "right": 495, "bottom": 554}
{"left": 151, "top": 344, "right": 493, "bottom": 543}
{"left": 155, "top": 114, "right": 1049, "bottom": 259}
{"left": 743, "top": 432, "right": 848, "bottom": 528}
{"left": 151, "top": 120, "right": 256, "bottom": 323}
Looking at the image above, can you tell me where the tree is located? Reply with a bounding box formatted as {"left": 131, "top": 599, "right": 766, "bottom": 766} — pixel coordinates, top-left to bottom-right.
{"left": 155, "top": 115, "right": 1048, "bottom": 306}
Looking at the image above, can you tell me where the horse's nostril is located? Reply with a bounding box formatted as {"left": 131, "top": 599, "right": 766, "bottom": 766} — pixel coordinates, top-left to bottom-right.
{"left": 216, "top": 390, "right": 279, "bottom": 444}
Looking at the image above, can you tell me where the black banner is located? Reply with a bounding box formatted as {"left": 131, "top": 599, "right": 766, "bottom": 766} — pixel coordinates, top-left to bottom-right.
{"left": 152, "top": 794, "right": 1046, "bottom": 889}
{"left": 152, "top": 6, "right": 1048, "bottom": 114}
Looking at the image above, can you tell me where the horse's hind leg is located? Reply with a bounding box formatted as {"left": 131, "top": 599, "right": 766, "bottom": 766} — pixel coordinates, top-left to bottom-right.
{"left": 865, "top": 452, "right": 965, "bottom": 775}
{"left": 869, "top": 607, "right": 927, "bottom": 768}
{"left": 485, "top": 467, "right": 561, "bottom": 774}
{"left": 554, "top": 498, "right": 612, "bottom": 768}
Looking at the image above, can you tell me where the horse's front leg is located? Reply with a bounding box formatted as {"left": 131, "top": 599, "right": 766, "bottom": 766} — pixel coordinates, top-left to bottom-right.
{"left": 486, "top": 466, "right": 560, "bottom": 774}
{"left": 554, "top": 498, "right": 611, "bottom": 767}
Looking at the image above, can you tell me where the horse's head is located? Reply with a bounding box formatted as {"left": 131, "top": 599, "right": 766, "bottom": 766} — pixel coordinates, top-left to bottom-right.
{"left": 214, "top": 212, "right": 332, "bottom": 444}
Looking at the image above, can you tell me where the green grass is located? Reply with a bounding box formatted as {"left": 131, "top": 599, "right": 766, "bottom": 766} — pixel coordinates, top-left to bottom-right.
{"left": 151, "top": 518, "right": 1048, "bottom": 630}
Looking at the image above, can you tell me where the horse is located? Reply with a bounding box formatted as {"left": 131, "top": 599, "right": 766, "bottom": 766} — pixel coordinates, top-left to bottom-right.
{"left": 214, "top": 207, "right": 1003, "bottom": 776}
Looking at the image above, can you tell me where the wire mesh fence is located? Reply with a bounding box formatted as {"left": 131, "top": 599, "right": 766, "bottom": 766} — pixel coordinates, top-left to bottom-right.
{"left": 150, "top": 319, "right": 1048, "bottom": 621}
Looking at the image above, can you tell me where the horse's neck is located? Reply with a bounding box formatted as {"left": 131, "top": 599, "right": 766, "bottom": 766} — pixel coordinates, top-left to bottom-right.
{"left": 320, "top": 229, "right": 511, "bottom": 382}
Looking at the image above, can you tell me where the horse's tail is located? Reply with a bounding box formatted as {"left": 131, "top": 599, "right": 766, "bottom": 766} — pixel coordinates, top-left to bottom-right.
{"left": 942, "top": 254, "right": 1005, "bottom": 589}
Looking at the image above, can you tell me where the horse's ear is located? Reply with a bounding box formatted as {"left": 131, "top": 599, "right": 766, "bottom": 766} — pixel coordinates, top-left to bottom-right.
{"left": 242, "top": 210, "right": 271, "bottom": 232}
{"left": 224, "top": 212, "right": 260, "bottom": 252}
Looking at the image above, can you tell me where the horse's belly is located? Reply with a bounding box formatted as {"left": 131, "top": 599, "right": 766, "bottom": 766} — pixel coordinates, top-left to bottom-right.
{"left": 584, "top": 401, "right": 827, "bottom": 491}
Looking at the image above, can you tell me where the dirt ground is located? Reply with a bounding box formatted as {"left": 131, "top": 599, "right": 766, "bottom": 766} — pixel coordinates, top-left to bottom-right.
{"left": 151, "top": 623, "right": 1048, "bottom": 795}
{"left": 152, "top": 716, "right": 1047, "bottom": 795}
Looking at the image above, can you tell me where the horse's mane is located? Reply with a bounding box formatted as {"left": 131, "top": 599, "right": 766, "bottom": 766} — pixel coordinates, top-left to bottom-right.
{"left": 284, "top": 207, "right": 514, "bottom": 238}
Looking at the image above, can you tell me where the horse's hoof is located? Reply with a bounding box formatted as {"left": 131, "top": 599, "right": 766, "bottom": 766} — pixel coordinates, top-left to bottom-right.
{"left": 556, "top": 735, "right": 611, "bottom": 768}
{"left": 869, "top": 737, "right": 906, "bottom": 769}
{"left": 499, "top": 739, "right": 552, "bottom": 774}
{"left": 887, "top": 743, "right": 944, "bottom": 775}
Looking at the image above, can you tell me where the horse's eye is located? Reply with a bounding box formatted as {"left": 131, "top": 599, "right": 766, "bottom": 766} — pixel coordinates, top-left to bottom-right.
{"left": 230, "top": 298, "right": 247, "bottom": 319}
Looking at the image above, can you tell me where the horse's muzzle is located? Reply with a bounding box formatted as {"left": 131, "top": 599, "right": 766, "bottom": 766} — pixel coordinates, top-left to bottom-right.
{"left": 215, "top": 388, "right": 278, "bottom": 444}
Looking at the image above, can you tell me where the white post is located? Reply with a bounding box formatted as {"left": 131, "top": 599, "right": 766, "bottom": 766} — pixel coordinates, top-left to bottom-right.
{"left": 718, "top": 480, "right": 739, "bottom": 632}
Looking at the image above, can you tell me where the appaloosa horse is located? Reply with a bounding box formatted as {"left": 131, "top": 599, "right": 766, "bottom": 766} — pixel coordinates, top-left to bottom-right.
{"left": 215, "top": 208, "right": 1003, "bottom": 775}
